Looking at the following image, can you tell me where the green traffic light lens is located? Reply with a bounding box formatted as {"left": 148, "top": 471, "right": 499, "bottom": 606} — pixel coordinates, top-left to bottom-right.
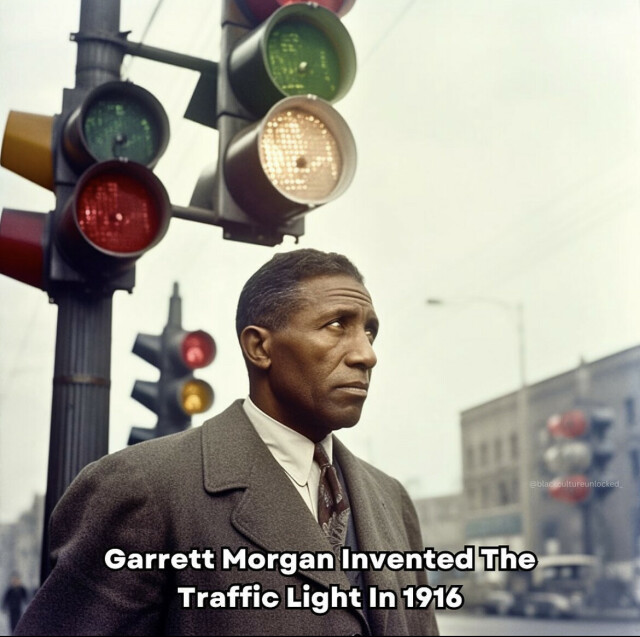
{"left": 228, "top": 4, "right": 356, "bottom": 116}
{"left": 267, "top": 19, "right": 341, "bottom": 101}
{"left": 83, "top": 96, "right": 161, "bottom": 165}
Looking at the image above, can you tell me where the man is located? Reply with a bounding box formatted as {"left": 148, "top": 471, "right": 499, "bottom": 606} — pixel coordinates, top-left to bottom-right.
{"left": 3, "top": 573, "right": 28, "bottom": 634}
{"left": 17, "top": 249, "right": 439, "bottom": 636}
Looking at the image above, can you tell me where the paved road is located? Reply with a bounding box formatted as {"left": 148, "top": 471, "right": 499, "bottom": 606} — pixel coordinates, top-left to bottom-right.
{"left": 437, "top": 610, "right": 640, "bottom": 636}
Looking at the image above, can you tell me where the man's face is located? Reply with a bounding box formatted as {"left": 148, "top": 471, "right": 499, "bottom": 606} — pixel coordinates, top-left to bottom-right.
{"left": 262, "top": 274, "right": 378, "bottom": 441}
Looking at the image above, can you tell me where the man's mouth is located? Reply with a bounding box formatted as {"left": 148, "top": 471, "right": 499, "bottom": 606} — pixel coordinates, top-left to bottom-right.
{"left": 334, "top": 382, "right": 369, "bottom": 396}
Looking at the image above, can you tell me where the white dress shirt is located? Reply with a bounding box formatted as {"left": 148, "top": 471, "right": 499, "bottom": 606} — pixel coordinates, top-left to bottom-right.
{"left": 242, "top": 396, "right": 332, "bottom": 521}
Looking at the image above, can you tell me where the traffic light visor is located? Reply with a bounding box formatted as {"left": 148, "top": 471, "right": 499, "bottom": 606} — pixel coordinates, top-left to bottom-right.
{"left": 1, "top": 111, "right": 54, "bottom": 190}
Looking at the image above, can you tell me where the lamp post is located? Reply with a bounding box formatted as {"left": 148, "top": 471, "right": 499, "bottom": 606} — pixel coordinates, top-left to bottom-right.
{"left": 426, "top": 296, "right": 534, "bottom": 552}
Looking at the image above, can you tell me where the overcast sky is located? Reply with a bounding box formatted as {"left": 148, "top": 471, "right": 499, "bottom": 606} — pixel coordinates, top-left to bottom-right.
{"left": 1, "top": 0, "right": 640, "bottom": 523}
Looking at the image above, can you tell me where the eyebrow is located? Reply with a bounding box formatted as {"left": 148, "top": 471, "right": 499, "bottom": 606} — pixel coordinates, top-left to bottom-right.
{"left": 318, "top": 305, "right": 379, "bottom": 331}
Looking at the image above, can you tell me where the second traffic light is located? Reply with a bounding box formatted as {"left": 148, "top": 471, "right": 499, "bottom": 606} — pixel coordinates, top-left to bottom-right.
{"left": 129, "top": 283, "right": 216, "bottom": 444}
{"left": 0, "top": 81, "right": 171, "bottom": 295}
{"left": 544, "top": 408, "right": 616, "bottom": 502}
{"left": 190, "top": 0, "right": 358, "bottom": 246}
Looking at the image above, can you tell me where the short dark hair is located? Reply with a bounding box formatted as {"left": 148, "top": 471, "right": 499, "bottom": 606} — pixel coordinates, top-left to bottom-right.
{"left": 236, "top": 249, "right": 364, "bottom": 336}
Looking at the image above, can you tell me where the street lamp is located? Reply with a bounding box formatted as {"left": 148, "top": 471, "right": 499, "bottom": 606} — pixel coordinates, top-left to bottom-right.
{"left": 426, "top": 297, "right": 526, "bottom": 388}
{"left": 426, "top": 295, "right": 533, "bottom": 550}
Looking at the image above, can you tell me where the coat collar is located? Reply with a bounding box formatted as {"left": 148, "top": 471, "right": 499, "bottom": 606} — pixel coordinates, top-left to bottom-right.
{"left": 201, "top": 401, "right": 403, "bottom": 634}
{"left": 200, "top": 401, "right": 352, "bottom": 592}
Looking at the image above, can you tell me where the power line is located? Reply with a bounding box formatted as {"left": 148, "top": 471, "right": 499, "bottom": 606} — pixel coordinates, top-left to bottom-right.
{"left": 360, "top": 0, "right": 419, "bottom": 67}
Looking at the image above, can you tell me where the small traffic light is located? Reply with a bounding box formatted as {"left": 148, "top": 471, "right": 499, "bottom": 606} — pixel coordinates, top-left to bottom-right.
{"left": 0, "top": 80, "right": 171, "bottom": 295}
{"left": 129, "top": 283, "right": 216, "bottom": 444}
{"left": 544, "top": 408, "right": 616, "bottom": 502}
{"left": 189, "top": 0, "right": 358, "bottom": 246}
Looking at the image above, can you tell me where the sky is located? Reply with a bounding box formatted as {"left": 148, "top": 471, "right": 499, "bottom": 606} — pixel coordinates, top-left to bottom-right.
{"left": 1, "top": 0, "right": 640, "bottom": 523}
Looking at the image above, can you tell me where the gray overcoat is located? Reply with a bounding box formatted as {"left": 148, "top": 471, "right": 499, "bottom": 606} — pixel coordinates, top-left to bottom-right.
{"left": 16, "top": 401, "right": 439, "bottom": 636}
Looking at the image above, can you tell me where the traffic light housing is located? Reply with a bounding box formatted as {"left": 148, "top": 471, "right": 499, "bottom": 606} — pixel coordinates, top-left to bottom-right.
{"left": 189, "top": 0, "right": 358, "bottom": 246}
{"left": 129, "top": 283, "right": 216, "bottom": 444}
{"left": 544, "top": 408, "right": 616, "bottom": 502}
{"left": 0, "top": 80, "right": 171, "bottom": 295}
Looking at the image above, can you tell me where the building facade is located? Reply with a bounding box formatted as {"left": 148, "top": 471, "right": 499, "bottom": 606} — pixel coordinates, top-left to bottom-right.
{"left": 460, "top": 346, "right": 640, "bottom": 582}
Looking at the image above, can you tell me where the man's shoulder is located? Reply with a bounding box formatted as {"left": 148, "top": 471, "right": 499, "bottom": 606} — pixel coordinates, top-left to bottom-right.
{"left": 78, "top": 399, "right": 247, "bottom": 483}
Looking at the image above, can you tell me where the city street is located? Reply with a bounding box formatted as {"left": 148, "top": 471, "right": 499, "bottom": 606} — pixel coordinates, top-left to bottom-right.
{"left": 437, "top": 611, "right": 640, "bottom": 636}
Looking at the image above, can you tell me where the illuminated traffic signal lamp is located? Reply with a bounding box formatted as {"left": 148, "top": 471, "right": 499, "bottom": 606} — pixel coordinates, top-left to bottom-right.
{"left": 129, "top": 283, "right": 216, "bottom": 445}
{"left": 0, "top": 81, "right": 171, "bottom": 293}
{"left": 189, "top": 0, "right": 358, "bottom": 246}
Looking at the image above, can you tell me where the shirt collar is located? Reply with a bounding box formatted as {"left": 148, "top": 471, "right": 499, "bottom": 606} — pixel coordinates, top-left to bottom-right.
{"left": 243, "top": 396, "right": 332, "bottom": 487}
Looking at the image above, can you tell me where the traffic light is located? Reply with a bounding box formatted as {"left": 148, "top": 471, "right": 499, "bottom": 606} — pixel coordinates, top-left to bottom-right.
{"left": 189, "top": 0, "right": 358, "bottom": 246}
{"left": 544, "top": 408, "right": 616, "bottom": 502}
{"left": 129, "top": 283, "right": 216, "bottom": 444}
{"left": 0, "top": 80, "right": 171, "bottom": 294}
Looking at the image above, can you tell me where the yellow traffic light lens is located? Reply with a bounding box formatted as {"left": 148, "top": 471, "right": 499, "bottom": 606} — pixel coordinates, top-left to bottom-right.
{"left": 260, "top": 107, "right": 341, "bottom": 202}
{"left": 181, "top": 380, "right": 214, "bottom": 415}
{"left": 267, "top": 20, "right": 340, "bottom": 101}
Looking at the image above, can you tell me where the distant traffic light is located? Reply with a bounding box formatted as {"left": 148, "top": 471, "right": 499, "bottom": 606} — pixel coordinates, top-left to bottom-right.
{"left": 189, "top": 0, "right": 358, "bottom": 246}
{"left": 129, "top": 283, "right": 216, "bottom": 444}
{"left": 0, "top": 80, "right": 171, "bottom": 294}
{"left": 544, "top": 408, "right": 616, "bottom": 502}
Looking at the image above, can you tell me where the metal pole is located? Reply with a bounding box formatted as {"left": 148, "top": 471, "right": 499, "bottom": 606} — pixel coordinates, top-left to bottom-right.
{"left": 41, "top": 0, "right": 122, "bottom": 583}
{"left": 516, "top": 302, "right": 526, "bottom": 388}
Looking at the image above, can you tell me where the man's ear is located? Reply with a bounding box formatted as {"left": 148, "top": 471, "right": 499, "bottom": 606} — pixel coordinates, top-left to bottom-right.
{"left": 239, "top": 325, "right": 272, "bottom": 370}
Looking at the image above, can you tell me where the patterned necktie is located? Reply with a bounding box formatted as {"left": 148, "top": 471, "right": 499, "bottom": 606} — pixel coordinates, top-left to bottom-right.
{"left": 314, "top": 443, "right": 350, "bottom": 559}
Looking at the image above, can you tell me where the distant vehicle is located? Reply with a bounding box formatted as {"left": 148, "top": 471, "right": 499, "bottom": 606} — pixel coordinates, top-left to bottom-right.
{"left": 509, "top": 554, "right": 599, "bottom": 619}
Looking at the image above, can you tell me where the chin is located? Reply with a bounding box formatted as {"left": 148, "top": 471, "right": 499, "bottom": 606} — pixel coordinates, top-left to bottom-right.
{"left": 326, "top": 408, "right": 364, "bottom": 431}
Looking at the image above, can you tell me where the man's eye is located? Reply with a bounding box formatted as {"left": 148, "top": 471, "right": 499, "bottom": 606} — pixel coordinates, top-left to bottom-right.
{"left": 328, "top": 320, "right": 343, "bottom": 328}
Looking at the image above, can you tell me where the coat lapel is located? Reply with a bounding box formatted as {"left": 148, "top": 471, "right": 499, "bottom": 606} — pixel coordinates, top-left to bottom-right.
{"left": 200, "top": 401, "right": 352, "bottom": 594}
{"left": 335, "top": 437, "right": 408, "bottom": 636}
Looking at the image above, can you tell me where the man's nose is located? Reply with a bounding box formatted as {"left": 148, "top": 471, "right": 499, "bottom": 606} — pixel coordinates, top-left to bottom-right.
{"left": 345, "top": 330, "right": 377, "bottom": 370}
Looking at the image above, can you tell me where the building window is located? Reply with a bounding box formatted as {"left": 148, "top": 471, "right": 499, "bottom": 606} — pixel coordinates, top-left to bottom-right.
{"left": 512, "top": 476, "right": 520, "bottom": 504}
{"left": 625, "top": 398, "right": 636, "bottom": 427}
{"left": 480, "top": 442, "right": 488, "bottom": 465}
{"left": 467, "top": 487, "right": 476, "bottom": 510}
{"left": 510, "top": 432, "right": 519, "bottom": 459}
{"left": 494, "top": 438, "right": 503, "bottom": 464}
{"left": 631, "top": 450, "right": 640, "bottom": 480}
{"left": 467, "top": 446, "right": 474, "bottom": 470}
{"left": 481, "top": 484, "right": 490, "bottom": 508}
{"left": 498, "top": 481, "right": 509, "bottom": 505}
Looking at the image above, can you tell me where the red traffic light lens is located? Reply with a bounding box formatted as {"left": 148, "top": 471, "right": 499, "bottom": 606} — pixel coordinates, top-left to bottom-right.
{"left": 77, "top": 172, "right": 159, "bottom": 253}
{"left": 240, "top": 0, "right": 355, "bottom": 22}
{"left": 74, "top": 161, "right": 169, "bottom": 255}
{"left": 56, "top": 161, "right": 170, "bottom": 277}
{"left": 547, "top": 409, "right": 588, "bottom": 438}
{"left": 181, "top": 330, "right": 216, "bottom": 369}
{"left": 548, "top": 475, "right": 591, "bottom": 503}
